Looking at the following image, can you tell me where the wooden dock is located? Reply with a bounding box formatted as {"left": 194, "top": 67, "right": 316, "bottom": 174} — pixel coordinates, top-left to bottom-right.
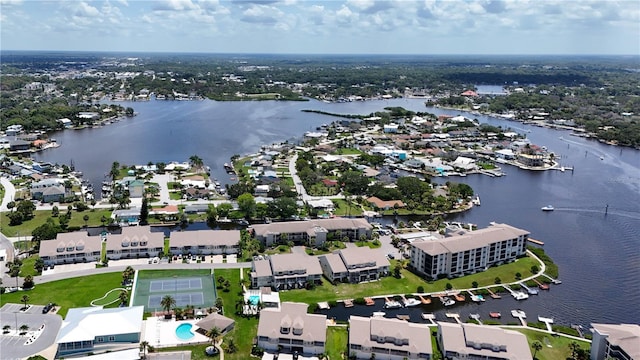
{"left": 541, "top": 274, "right": 562, "bottom": 284}
{"left": 486, "top": 288, "right": 501, "bottom": 299}
{"left": 454, "top": 293, "right": 466, "bottom": 302}
{"left": 527, "top": 238, "right": 545, "bottom": 246}
{"left": 364, "top": 297, "right": 375, "bottom": 306}
{"left": 533, "top": 278, "right": 550, "bottom": 290}
{"left": 445, "top": 313, "right": 462, "bottom": 324}
{"left": 418, "top": 295, "right": 431, "bottom": 304}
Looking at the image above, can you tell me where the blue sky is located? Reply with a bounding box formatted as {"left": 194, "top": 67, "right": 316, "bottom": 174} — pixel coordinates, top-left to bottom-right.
{"left": 1, "top": 0, "right": 639, "bottom": 55}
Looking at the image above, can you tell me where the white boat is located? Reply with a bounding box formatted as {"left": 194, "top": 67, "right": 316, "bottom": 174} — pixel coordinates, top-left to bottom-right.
{"left": 470, "top": 294, "right": 486, "bottom": 302}
{"left": 511, "top": 309, "right": 527, "bottom": 318}
{"left": 372, "top": 311, "right": 386, "bottom": 317}
{"left": 403, "top": 298, "right": 422, "bottom": 307}
{"left": 472, "top": 195, "right": 481, "bottom": 206}
{"left": 441, "top": 296, "right": 456, "bottom": 307}
{"left": 384, "top": 300, "right": 403, "bottom": 309}
{"left": 512, "top": 291, "right": 529, "bottom": 300}
{"left": 421, "top": 313, "right": 435, "bottom": 320}
{"left": 541, "top": 205, "right": 554, "bottom": 211}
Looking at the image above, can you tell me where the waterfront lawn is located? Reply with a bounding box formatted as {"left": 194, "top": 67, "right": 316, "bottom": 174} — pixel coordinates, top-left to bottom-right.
{"left": 331, "top": 199, "right": 363, "bottom": 216}
{"left": 326, "top": 326, "right": 348, "bottom": 360}
{"left": 1, "top": 209, "right": 113, "bottom": 237}
{"left": 0, "top": 272, "right": 122, "bottom": 318}
{"left": 514, "top": 328, "right": 590, "bottom": 360}
{"left": 280, "top": 256, "right": 539, "bottom": 304}
{"left": 213, "top": 268, "right": 257, "bottom": 360}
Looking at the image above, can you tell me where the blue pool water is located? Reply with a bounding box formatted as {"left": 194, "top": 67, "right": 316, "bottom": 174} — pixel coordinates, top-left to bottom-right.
{"left": 175, "top": 323, "right": 194, "bottom": 341}
{"left": 249, "top": 295, "right": 260, "bottom": 305}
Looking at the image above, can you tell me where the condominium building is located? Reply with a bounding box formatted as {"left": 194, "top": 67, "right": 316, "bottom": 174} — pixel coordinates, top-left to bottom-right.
{"left": 251, "top": 253, "right": 323, "bottom": 290}
{"left": 257, "top": 302, "right": 327, "bottom": 356}
{"left": 590, "top": 323, "right": 640, "bottom": 360}
{"left": 105, "top": 226, "right": 164, "bottom": 260}
{"left": 437, "top": 322, "right": 532, "bottom": 360}
{"left": 39, "top": 231, "right": 101, "bottom": 265}
{"left": 410, "top": 223, "right": 529, "bottom": 279}
{"left": 250, "top": 218, "right": 373, "bottom": 247}
{"left": 349, "top": 316, "right": 432, "bottom": 359}
{"left": 169, "top": 229, "right": 240, "bottom": 256}
{"left": 319, "top": 247, "right": 390, "bottom": 283}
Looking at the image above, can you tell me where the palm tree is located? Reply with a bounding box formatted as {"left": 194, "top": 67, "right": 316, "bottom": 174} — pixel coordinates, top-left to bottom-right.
{"left": 119, "top": 290, "right": 129, "bottom": 306}
{"left": 160, "top": 295, "right": 176, "bottom": 315}
{"left": 569, "top": 341, "right": 580, "bottom": 360}
{"left": 20, "top": 295, "right": 29, "bottom": 310}
{"left": 531, "top": 340, "right": 543, "bottom": 359}
{"left": 189, "top": 155, "right": 204, "bottom": 172}
{"left": 225, "top": 338, "right": 237, "bottom": 353}
{"left": 19, "top": 324, "right": 29, "bottom": 336}
{"left": 206, "top": 326, "right": 221, "bottom": 345}
{"left": 140, "top": 341, "right": 149, "bottom": 359}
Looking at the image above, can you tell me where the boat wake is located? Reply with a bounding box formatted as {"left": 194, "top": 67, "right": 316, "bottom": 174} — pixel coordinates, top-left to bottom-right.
{"left": 552, "top": 207, "right": 640, "bottom": 221}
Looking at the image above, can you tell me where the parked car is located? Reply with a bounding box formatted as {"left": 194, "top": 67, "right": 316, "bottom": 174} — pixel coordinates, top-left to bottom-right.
{"left": 42, "top": 303, "right": 54, "bottom": 314}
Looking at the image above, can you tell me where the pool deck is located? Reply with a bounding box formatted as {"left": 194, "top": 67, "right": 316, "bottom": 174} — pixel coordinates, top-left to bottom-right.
{"left": 143, "top": 317, "right": 210, "bottom": 348}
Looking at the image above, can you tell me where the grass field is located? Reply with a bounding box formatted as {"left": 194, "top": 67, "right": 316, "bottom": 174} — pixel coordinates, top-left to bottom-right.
{"left": 326, "top": 326, "right": 348, "bottom": 360}
{"left": 1, "top": 209, "right": 113, "bottom": 236}
{"left": 0, "top": 272, "right": 122, "bottom": 318}
{"left": 514, "top": 328, "right": 590, "bottom": 360}
{"left": 280, "top": 256, "right": 540, "bottom": 304}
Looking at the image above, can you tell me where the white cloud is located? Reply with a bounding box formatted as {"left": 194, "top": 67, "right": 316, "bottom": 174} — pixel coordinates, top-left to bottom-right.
{"left": 75, "top": 1, "right": 100, "bottom": 17}
{"left": 153, "top": 0, "right": 198, "bottom": 11}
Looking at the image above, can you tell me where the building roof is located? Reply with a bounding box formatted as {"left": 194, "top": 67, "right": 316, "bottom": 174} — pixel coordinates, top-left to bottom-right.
{"left": 413, "top": 223, "right": 529, "bottom": 255}
{"left": 591, "top": 323, "right": 640, "bottom": 359}
{"left": 105, "top": 226, "right": 164, "bottom": 251}
{"left": 252, "top": 259, "right": 273, "bottom": 278}
{"left": 195, "top": 313, "right": 235, "bottom": 333}
{"left": 257, "top": 302, "right": 326, "bottom": 343}
{"left": 320, "top": 253, "right": 347, "bottom": 274}
{"left": 366, "top": 196, "right": 405, "bottom": 209}
{"left": 39, "top": 231, "right": 100, "bottom": 259}
{"left": 170, "top": 230, "right": 240, "bottom": 248}
{"left": 349, "top": 316, "right": 432, "bottom": 355}
{"left": 56, "top": 306, "right": 144, "bottom": 343}
{"left": 438, "top": 322, "right": 532, "bottom": 360}
{"left": 269, "top": 253, "right": 322, "bottom": 276}
{"left": 252, "top": 218, "right": 372, "bottom": 237}
{"left": 338, "top": 247, "right": 389, "bottom": 269}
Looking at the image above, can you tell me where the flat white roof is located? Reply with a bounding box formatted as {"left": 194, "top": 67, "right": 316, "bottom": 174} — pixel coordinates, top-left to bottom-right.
{"left": 56, "top": 306, "right": 144, "bottom": 343}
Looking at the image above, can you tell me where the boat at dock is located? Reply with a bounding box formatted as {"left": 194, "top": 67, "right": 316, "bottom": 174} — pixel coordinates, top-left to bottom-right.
{"left": 511, "top": 309, "right": 527, "bottom": 318}
{"left": 343, "top": 299, "right": 354, "bottom": 308}
{"left": 512, "top": 291, "right": 529, "bottom": 300}
{"left": 402, "top": 297, "right": 422, "bottom": 307}
{"left": 440, "top": 296, "right": 456, "bottom": 307}
{"left": 364, "top": 297, "right": 375, "bottom": 306}
{"left": 384, "top": 298, "right": 403, "bottom": 309}
{"left": 454, "top": 293, "right": 466, "bottom": 302}
{"left": 470, "top": 294, "right": 485, "bottom": 302}
{"left": 472, "top": 195, "right": 481, "bottom": 206}
{"left": 541, "top": 205, "right": 554, "bottom": 211}
{"left": 489, "top": 312, "right": 501, "bottom": 319}
{"left": 372, "top": 311, "right": 386, "bottom": 318}
{"left": 418, "top": 295, "right": 431, "bottom": 304}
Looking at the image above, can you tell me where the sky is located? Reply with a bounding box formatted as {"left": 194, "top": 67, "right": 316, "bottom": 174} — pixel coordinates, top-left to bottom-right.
{"left": 1, "top": 0, "right": 639, "bottom": 55}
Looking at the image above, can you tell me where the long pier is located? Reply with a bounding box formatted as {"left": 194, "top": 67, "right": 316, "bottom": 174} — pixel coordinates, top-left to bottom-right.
{"left": 527, "top": 238, "right": 545, "bottom": 246}
{"left": 541, "top": 274, "right": 562, "bottom": 284}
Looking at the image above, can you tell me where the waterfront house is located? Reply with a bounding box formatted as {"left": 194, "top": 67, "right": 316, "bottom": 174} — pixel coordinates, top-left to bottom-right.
{"left": 349, "top": 316, "right": 432, "bottom": 360}
{"left": 39, "top": 231, "right": 101, "bottom": 265}
{"left": 184, "top": 187, "right": 211, "bottom": 200}
{"left": 256, "top": 302, "right": 327, "bottom": 356}
{"left": 366, "top": 196, "right": 405, "bottom": 210}
{"left": 169, "top": 229, "right": 239, "bottom": 256}
{"left": 55, "top": 306, "right": 144, "bottom": 357}
{"left": 590, "top": 323, "right": 640, "bottom": 360}
{"left": 437, "top": 322, "right": 531, "bottom": 360}
{"left": 9, "top": 139, "right": 31, "bottom": 152}
{"left": 105, "top": 226, "right": 164, "bottom": 260}
{"left": 250, "top": 253, "right": 322, "bottom": 290}
{"left": 111, "top": 207, "right": 141, "bottom": 225}
{"left": 319, "top": 247, "right": 389, "bottom": 283}
{"left": 410, "top": 223, "right": 529, "bottom": 279}
{"left": 251, "top": 218, "right": 373, "bottom": 247}
{"left": 40, "top": 185, "right": 68, "bottom": 203}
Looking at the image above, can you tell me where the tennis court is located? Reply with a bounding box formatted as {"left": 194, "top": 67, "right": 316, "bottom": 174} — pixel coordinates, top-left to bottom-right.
{"left": 132, "top": 270, "right": 217, "bottom": 312}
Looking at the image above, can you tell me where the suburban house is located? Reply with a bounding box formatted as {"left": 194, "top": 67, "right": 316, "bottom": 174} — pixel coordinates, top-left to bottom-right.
{"left": 590, "top": 323, "right": 640, "bottom": 360}
{"left": 256, "top": 302, "right": 327, "bottom": 356}
{"left": 319, "top": 247, "right": 390, "bottom": 284}
{"left": 250, "top": 218, "right": 373, "bottom": 247}
{"left": 366, "top": 196, "right": 405, "bottom": 210}
{"left": 105, "top": 226, "right": 164, "bottom": 260}
{"left": 40, "top": 185, "right": 69, "bottom": 203}
{"left": 184, "top": 187, "right": 211, "bottom": 200}
{"left": 111, "top": 207, "right": 141, "bottom": 225}
{"left": 410, "top": 223, "right": 529, "bottom": 279}
{"left": 55, "top": 306, "right": 144, "bottom": 357}
{"left": 39, "top": 231, "right": 101, "bottom": 265}
{"left": 169, "top": 230, "right": 240, "bottom": 256}
{"left": 437, "top": 322, "right": 532, "bottom": 360}
{"left": 349, "top": 316, "right": 432, "bottom": 360}
{"left": 30, "top": 178, "right": 67, "bottom": 201}
{"left": 250, "top": 253, "right": 323, "bottom": 290}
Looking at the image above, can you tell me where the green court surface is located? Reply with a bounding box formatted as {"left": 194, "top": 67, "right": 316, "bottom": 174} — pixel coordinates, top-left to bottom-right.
{"left": 132, "top": 269, "right": 217, "bottom": 312}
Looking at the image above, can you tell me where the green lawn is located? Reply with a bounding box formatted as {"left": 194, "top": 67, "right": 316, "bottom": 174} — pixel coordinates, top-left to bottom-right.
{"left": 280, "top": 256, "right": 541, "bottom": 304}
{"left": 1, "top": 209, "right": 113, "bottom": 237}
{"left": 331, "top": 199, "right": 363, "bottom": 216}
{"left": 326, "top": 326, "right": 348, "bottom": 360}
{"left": 514, "top": 328, "right": 590, "bottom": 360}
{"left": 18, "top": 255, "right": 39, "bottom": 277}
{"left": 213, "top": 268, "right": 258, "bottom": 360}
{"left": 0, "top": 272, "right": 122, "bottom": 318}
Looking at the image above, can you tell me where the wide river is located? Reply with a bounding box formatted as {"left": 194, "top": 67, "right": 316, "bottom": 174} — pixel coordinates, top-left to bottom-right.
{"left": 34, "top": 97, "right": 640, "bottom": 328}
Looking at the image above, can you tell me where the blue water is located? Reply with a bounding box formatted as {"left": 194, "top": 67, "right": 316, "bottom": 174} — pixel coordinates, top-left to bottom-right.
{"left": 249, "top": 295, "right": 260, "bottom": 305}
{"left": 175, "top": 323, "right": 194, "bottom": 341}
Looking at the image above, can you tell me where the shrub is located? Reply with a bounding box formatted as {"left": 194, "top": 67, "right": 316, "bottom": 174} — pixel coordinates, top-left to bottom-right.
{"left": 417, "top": 286, "right": 424, "bottom": 293}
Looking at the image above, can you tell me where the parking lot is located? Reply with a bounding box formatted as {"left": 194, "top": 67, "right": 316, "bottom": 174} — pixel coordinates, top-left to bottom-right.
{"left": 0, "top": 303, "right": 63, "bottom": 360}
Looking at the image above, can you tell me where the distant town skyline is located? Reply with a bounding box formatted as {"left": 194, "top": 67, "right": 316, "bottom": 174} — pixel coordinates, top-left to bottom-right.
{"left": 1, "top": 0, "right": 638, "bottom": 55}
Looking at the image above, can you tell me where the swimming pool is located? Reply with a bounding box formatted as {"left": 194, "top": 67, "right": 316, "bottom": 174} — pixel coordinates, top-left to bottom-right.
{"left": 175, "top": 323, "right": 195, "bottom": 341}
{"left": 249, "top": 295, "right": 260, "bottom": 305}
